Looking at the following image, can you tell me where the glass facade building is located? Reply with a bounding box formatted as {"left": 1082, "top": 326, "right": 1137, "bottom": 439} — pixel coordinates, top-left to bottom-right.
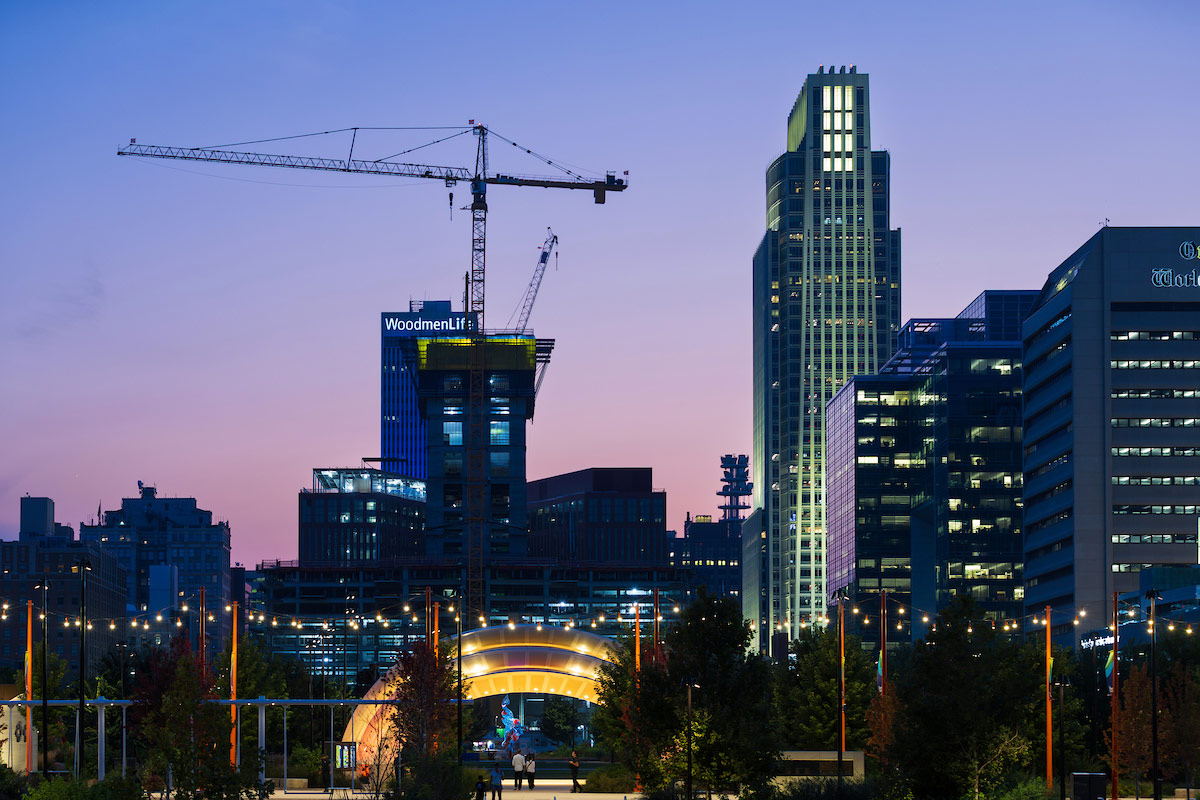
{"left": 381, "top": 301, "right": 467, "bottom": 478}
{"left": 298, "top": 468, "right": 426, "bottom": 564}
{"left": 750, "top": 66, "right": 901, "bottom": 650}
{"left": 826, "top": 290, "right": 1036, "bottom": 651}
{"left": 1022, "top": 227, "right": 1200, "bottom": 643}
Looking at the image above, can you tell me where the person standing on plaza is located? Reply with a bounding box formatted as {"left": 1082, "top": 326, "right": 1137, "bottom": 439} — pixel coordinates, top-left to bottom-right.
{"left": 569, "top": 750, "right": 582, "bottom": 793}
{"left": 475, "top": 775, "right": 487, "bottom": 800}
{"left": 512, "top": 748, "right": 526, "bottom": 789}
{"left": 490, "top": 762, "right": 504, "bottom": 800}
{"left": 525, "top": 753, "right": 536, "bottom": 789}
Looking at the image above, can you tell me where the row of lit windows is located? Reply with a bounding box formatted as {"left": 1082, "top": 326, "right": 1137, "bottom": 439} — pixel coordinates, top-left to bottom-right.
{"left": 1111, "top": 330, "right": 1200, "bottom": 341}
{"left": 822, "top": 132, "right": 854, "bottom": 154}
{"left": 1112, "top": 417, "right": 1200, "bottom": 427}
{"left": 1112, "top": 446, "right": 1200, "bottom": 457}
{"left": 1111, "top": 360, "right": 1200, "bottom": 369}
{"left": 442, "top": 421, "right": 510, "bottom": 446}
{"left": 1112, "top": 388, "right": 1200, "bottom": 399}
{"left": 822, "top": 156, "right": 855, "bottom": 173}
{"left": 823, "top": 111, "right": 855, "bottom": 132}
{"left": 1112, "top": 505, "right": 1200, "bottom": 515}
{"left": 1112, "top": 533, "right": 1199, "bottom": 544}
{"left": 1112, "top": 476, "right": 1200, "bottom": 485}
{"left": 823, "top": 84, "right": 854, "bottom": 112}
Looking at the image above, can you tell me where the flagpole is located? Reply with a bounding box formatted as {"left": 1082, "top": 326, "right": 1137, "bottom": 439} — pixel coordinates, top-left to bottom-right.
{"left": 1111, "top": 591, "right": 1119, "bottom": 800}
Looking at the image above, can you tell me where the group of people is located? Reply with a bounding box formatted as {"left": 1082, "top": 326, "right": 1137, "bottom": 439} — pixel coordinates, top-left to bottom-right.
{"left": 475, "top": 749, "right": 584, "bottom": 799}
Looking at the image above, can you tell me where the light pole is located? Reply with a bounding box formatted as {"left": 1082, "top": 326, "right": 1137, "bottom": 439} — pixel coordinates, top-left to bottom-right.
{"left": 455, "top": 590, "right": 463, "bottom": 767}
{"left": 1147, "top": 589, "right": 1162, "bottom": 800}
{"left": 685, "top": 682, "right": 699, "bottom": 800}
{"left": 74, "top": 558, "right": 91, "bottom": 779}
{"left": 34, "top": 580, "right": 50, "bottom": 779}
{"left": 1054, "top": 678, "right": 1069, "bottom": 800}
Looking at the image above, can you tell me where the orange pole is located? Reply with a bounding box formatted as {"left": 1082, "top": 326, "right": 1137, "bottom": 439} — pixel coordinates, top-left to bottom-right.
{"left": 839, "top": 598, "right": 846, "bottom": 754}
{"left": 230, "top": 601, "right": 238, "bottom": 767}
{"left": 634, "top": 602, "right": 641, "bottom": 673}
{"left": 433, "top": 601, "right": 440, "bottom": 658}
{"left": 1045, "top": 604, "right": 1052, "bottom": 790}
{"left": 652, "top": 590, "right": 660, "bottom": 664}
{"left": 25, "top": 600, "right": 33, "bottom": 773}
{"left": 880, "top": 590, "right": 887, "bottom": 697}
{"left": 1112, "top": 592, "right": 1119, "bottom": 800}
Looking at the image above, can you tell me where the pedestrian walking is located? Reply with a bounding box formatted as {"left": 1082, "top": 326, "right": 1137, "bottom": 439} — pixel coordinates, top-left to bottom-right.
{"left": 490, "top": 763, "right": 504, "bottom": 800}
{"left": 569, "top": 749, "right": 582, "bottom": 793}
{"left": 525, "top": 753, "right": 536, "bottom": 789}
{"left": 512, "top": 748, "right": 526, "bottom": 789}
{"left": 475, "top": 775, "right": 487, "bottom": 800}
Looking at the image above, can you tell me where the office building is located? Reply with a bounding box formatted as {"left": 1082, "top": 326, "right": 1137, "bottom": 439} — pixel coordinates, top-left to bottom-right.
{"left": 527, "top": 468, "right": 667, "bottom": 563}
{"left": 670, "top": 456, "right": 750, "bottom": 600}
{"left": 1022, "top": 227, "right": 1200, "bottom": 642}
{"left": 0, "top": 499, "right": 126, "bottom": 676}
{"left": 381, "top": 301, "right": 467, "bottom": 478}
{"left": 298, "top": 468, "right": 426, "bottom": 564}
{"left": 751, "top": 65, "right": 901, "bottom": 645}
{"left": 403, "top": 333, "right": 553, "bottom": 562}
{"left": 824, "top": 291, "right": 1036, "bottom": 651}
{"left": 81, "top": 483, "right": 232, "bottom": 646}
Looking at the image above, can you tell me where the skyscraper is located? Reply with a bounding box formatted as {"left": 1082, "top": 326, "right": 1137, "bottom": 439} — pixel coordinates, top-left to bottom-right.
{"left": 750, "top": 66, "right": 900, "bottom": 648}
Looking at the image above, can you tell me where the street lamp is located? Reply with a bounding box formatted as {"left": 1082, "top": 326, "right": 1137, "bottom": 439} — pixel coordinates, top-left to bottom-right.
{"left": 73, "top": 558, "right": 92, "bottom": 778}
{"left": 1053, "top": 677, "right": 1069, "bottom": 800}
{"left": 34, "top": 579, "right": 50, "bottom": 779}
{"left": 685, "top": 682, "right": 699, "bottom": 800}
{"left": 1146, "top": 588, "right": 1162, "bottom": 800}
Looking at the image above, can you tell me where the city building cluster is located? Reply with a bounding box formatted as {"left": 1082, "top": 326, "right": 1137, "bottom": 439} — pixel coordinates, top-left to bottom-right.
{"left": 3, "top": 66, "right": 1198, "bottom": 703}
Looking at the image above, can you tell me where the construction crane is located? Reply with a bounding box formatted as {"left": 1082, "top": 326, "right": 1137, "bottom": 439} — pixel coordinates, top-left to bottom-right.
{"left": 508, "top": 227, "right": 559, "bottom": 334}
{"left": 117, "top": 125, "right": 627, "bottom": 622}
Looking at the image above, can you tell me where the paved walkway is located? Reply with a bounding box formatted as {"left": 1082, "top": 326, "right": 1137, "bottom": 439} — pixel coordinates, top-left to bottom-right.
{"left": 271, "top": 780, "right": 636, "bottom": 800}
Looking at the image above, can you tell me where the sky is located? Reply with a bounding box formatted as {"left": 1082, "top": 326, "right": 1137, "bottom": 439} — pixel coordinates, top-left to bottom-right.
{"left": 2, "top": 1, "right": 1198, "bottom": 567}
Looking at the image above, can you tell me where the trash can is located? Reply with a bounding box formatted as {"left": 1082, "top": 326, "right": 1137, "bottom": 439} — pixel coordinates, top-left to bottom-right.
{"left": 1072, "top": 772, "right": 1108, "bottom": 800}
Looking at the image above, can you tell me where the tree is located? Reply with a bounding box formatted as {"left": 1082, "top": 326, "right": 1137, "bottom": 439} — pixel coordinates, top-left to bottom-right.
{"left": 774, "top": 626, "right": 874, "bottom": 750}
{"left": 391, "top": 643, "right": 459, "bottom": 761}
{"left": 889, "top": 597, "right": 1041, "bottom": 800}
{"left": 134, "top": 637, "right": 266, "bottom": 800}
{"left": 1110, "top": 662, "right": 1153, "bottom": 799}
{"left": 540, "top": 697, "right": 581, "bottom": 746}
{"left": 594, "top": 589, "right": 778, "bottom": 795}
{"left": 1162, "top": 662, "right": 1200, "bottom": 798}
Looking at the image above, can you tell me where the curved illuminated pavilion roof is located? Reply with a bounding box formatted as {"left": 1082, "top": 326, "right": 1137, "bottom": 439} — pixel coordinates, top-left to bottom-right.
{"left": 341, "top": 625, "right": 614, "bottom": 758}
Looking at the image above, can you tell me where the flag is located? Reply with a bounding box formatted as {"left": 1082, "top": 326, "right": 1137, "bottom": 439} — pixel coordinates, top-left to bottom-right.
{"left": 1105, "top": 649, "right": 1115, "bottom": 695}
{"left": 1048, "top": 655, "right": 1054, "bottom": 698}
{"left": 876, "top": 651, "right": 883, "bottom": 693}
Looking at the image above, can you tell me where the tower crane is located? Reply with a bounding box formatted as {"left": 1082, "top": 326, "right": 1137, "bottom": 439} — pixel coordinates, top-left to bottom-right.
{"left": 508, "top": 227, "right": 559, "bottom": 334}
{"left": 117, "top": 125, "right": 627, "bottom": 621}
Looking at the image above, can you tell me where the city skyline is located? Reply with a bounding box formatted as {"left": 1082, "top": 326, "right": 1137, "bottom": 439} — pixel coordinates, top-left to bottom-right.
{"left": 3, "top": 2, "right": 1198, "bottom": 567}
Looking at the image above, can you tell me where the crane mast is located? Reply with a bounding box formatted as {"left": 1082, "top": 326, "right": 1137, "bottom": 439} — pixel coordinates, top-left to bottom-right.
{"left": 118, "top": 124, "right": 626, "bottom": 623}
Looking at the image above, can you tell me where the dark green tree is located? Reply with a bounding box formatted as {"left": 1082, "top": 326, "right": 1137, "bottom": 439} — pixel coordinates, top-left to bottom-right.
{"left": 889, "top": 598, "right": 1042, "bottom": 800}
{"left": 539, "top": 697, "right": 581, "bottom": 746}
{"left": 774, "top": 625, "right": 874, "bottom": 750}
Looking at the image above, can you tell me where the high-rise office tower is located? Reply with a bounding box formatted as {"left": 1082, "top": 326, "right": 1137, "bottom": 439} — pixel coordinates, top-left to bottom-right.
{"left": 750, "top": 66, "right": 901, "bottom": 648}
{"left": 1022, "top": 227, "right": 1200, "bottom": 642}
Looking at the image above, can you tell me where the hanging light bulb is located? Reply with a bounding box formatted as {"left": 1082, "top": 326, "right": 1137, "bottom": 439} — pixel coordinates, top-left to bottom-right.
{"left": 109, "top": 622, "right": 116, "bottom": 630}
{"left": 181, "top": 604, "right": 189, "bottom": 612}
{"left": 156, "top": 614, "right": 163, "bottom": 622}
{"left": 922, "top": 615, "right": 929, "bottom": 623}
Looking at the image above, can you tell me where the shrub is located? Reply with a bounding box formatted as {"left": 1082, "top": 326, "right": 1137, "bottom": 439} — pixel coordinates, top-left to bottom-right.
{"left": 993, "top": 777, "right": 1051, "bottom": 800}
{"left": 584, "top": 764, "right": 636, "bottom": 793}
{"left": 0, "top": 765, "right": 27, "bottom": 800}
{"left": 772, "top": 778, "right": 874, "bottom": 800}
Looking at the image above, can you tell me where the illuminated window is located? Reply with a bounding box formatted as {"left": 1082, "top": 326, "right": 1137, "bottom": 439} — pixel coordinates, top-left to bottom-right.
{"left": 844, "top": 85, "right": 853, "bottom": 110}
{"left": 823, "top": 111, "right": 831, "bottom": 130}
{"left": 823, "top": 157, "right": 832, "bottom": 172}
{"left": 833, "top": 157, "right": 843, "bottom": 171}
{"left": 823, "top": 85, "right": 832, "bottom": 109}
{"left": 490, "top": 421, "right": 510, "bottom": 445}
{"left": 844, "top": 133, "right": 853, "bottom": 152}
{"left": 443, "top": 421, "right": 462, "bottom": 446}
{"left": 833, "top": 85, "right": 842, "bottom": 111}
{"left": 843, "top": 111, "right": 853, "bottom": 131}
{"left": 823, "top": 133, "right": 832, "bottom": 152}
{"left": 845, "top": 157, "right": 854, "bottom": 172}
{"left": 832, "top": 133, "right": 842, "bottom": 151}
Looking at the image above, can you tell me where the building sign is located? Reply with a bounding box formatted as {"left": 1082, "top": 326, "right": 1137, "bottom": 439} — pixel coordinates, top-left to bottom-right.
{"left": 1079, "top": 633, "right": 1115, "bottom": 650}
{"left": 382, "top": 314, "right": 467, "bottom": 333}
{"left": 1149, "top": 241, "right": 1200, "bottom": 287}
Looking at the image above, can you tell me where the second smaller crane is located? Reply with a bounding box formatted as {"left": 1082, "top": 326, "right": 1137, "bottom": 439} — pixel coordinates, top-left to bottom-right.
{"left": 508, "top": 228, "right": 559, "bottom": 334}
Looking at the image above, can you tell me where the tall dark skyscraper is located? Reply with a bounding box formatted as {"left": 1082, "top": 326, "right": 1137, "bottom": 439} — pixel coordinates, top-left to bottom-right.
{"left": 750, "top": 66, "right": 901, "bottom": 646}
{"left": 381, "top": 301, "right": 467, "bottom": 478}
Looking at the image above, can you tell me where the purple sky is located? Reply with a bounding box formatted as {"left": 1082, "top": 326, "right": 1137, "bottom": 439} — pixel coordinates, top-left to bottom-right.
{"left": 2, "top": 2, "right": 1198, "bottom": 567}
